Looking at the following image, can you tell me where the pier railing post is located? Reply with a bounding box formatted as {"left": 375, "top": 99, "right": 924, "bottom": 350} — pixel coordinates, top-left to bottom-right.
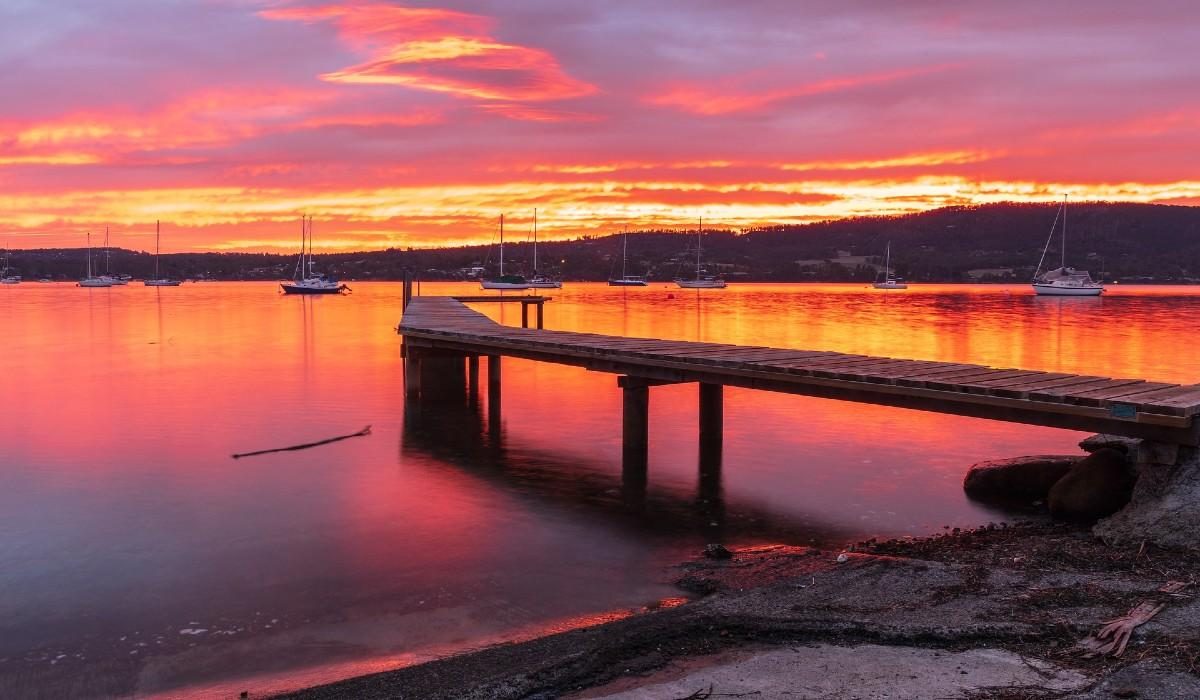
{"left": 536, "top": 301, "right": 544, "bottom": 329}
{"left": 521, "top": 302, "right": 529, "bottom": 328}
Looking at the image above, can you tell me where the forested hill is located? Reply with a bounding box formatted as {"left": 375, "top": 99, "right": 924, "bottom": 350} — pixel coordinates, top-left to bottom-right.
{"left": 6, "top": 202, "right": 1199, "bottom": 283}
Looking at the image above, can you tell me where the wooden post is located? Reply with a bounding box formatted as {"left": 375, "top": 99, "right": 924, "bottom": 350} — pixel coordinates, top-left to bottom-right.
{"left": 521, "top": 302, "right": 529, "bottom": 328}
{"left": 622, "top": 380, "right": 650, "bottom": 479}
{"left": 402, "top": 270, "right": 413, "bottom": 310}
{"left": 403, "top": 352, "right": 422, "bottom": 397}
{"left": 487, "top": 355, "right": 502, "bottom": 430}
{"left": 468, "top": 355, "right": 480, "bottom": 396}
{"left": 536, "top": 301, "right": 544, "bottom": 329}
{"left": 699, "top": 383, "right": 723, "bottom": 452}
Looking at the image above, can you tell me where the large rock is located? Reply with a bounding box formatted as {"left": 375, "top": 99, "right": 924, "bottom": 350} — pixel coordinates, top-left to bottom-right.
{"left": 963, "top": 455, "right": 1079, "bottom": 504}
{"left": 1078, "top": 433, "right": 1141, "bottom": 456}
{"left": 1048, "top": 448, "right": 1135, "bottom": 523}
{"left": 1095, "top": 445, "right": 1200, "bottom": 550}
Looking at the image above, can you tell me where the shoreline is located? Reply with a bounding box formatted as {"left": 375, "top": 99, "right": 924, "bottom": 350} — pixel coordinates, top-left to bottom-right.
{"left": 277, "top": 522, "right": 1200, "bottom": 699}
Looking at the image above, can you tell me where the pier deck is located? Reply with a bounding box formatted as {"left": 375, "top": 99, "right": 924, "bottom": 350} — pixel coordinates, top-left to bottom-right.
{"left": 399, "top": 297, "right": 1200, "bottom": 448}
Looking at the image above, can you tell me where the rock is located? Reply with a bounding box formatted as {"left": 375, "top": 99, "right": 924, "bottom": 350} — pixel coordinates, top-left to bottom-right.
{"left": 963, "top": 455, "right": 1080, "bottom": 504}
{"left": 1095, "top": 446, "right": 1200, "bottom": 550}
{"left": 1063, "top": 660, "right": 1200, "bottom": 699}
{"left": 702, "top": 543, "right": 732, "bottom": 560}
{"left": 1048, "top": 448, "right": 1134, "bottom": 523}
{"left": 1079, "top": 433, "right": 1141, "bottom": 455}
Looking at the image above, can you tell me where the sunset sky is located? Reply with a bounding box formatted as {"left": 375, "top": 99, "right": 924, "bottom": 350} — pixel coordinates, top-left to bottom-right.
{"left": 2, "top": 0, "right": 1199, "bottom": 252}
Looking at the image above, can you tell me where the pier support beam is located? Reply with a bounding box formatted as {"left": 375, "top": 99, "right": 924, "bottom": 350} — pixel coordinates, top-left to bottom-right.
{"left": 699, "top": 383, "right": 723, "bottom": 452}
{"left": 403, "top": 351, "right": 422, "bottom": 397}
{"left": 487, "top": 355, "right": 502, "bottom": 433}
{"left": 619, "top": 376, "right": 653, "bottom": 486}
{"left": 521, "top": 303, "right": 529, "bottom": 328}
{"left": 468, "top": 355, "right": 480, "bottom": 405}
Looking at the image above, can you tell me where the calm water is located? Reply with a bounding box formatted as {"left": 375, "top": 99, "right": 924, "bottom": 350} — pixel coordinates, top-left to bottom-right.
{"left": 2, "top": 281, "right": 1199, "bottom": 697}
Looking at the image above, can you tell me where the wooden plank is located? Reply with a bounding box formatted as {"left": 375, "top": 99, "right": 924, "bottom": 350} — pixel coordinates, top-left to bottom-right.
{"left": 1028, "top": 379, "right": 1146, "bottom": 403}
{"left": 924, "top": 370, "right": 1043, "bottom": 392}
{"left": 988, "top": 375, "right": 1111, "bottom": 400}
{"left": 895, "top": 368, "right": 1010, "bottom": 388}
{"left": 1116, "top": 385, "right": 1200, "bottom": 417}
{"left": 965, "top": 372, "right": 1074, "bottom": 389}
{"left": 1065, "top": 381, "right": 1178, "bottom": 407}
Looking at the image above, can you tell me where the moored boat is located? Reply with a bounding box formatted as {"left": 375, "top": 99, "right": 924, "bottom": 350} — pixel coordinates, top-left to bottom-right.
{"left": 674, "top": 217, "right": 726, "bottom": 289}
{"left": 1032, "top": 196, "right": 1103, "bottom": 296}
{"left": 480, "top": 215, "right": 531, "bottom": 290}
{"left": 608, "top": 226, "right": 648, "bottom": 286}
{"left": 872, "top": 241, "right": 908, "bottom": 290}
{"left": 143, "top": 221, "right": 182, "bottom": 286}
{"left": 79, "top": 232, "right": 113, "bottom": 287}
{"left": 280, "top": 216, "right": 349, "bottom": 295}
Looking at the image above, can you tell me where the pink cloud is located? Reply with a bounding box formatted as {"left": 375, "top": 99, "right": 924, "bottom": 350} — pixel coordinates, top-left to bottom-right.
{"left": 263, "top": 3, "right": 596, "bottom": 102}
{"left": 645, "top": 64, "right": 961, "bottom": 116}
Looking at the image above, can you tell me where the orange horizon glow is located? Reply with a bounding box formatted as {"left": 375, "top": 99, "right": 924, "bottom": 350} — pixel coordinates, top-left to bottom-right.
{"left": 1, "top": 1, "right": 1198, "bottom": 252}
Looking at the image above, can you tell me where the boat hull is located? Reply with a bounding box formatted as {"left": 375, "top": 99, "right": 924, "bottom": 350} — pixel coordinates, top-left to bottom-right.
{"left": 1032, "top": 284, "right": 1103, "bottom": 296}
{"left": 526, "top": 281, "right": 562, "bottom": 289}
{"left": 608, "top": 278, "right": 648, "bottom": 287}
{"left": 480, "top": 281, "right": 531, "bottom": 290}
{"left": 280, "top": 283, "right": 345, "bottom": 295}
{"left": 872, "top": 282, "right": 908, "bottom": 290}
{"left": 143, "top": 279, "right": 182, "bottom": 287}
{"left": 78, "top": 279, "right": 113, "bottom": 288}
{"left": 675, "top": 279, "right": 726, "bottom": 289}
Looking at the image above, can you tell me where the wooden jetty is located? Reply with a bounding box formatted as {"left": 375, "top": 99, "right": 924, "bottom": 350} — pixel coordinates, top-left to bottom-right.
{"left": 399, "top": 296, "right": 1200, "bottom": 473}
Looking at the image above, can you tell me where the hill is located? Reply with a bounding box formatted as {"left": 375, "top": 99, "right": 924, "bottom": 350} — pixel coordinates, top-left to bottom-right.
{"left": 4, "top": 202, "right": 1198, "bottom": 283}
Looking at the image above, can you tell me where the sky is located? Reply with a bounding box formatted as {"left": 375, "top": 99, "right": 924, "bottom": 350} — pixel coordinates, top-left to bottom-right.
{"left": 2, "top": 0, "right": 1199, "bottom": 252}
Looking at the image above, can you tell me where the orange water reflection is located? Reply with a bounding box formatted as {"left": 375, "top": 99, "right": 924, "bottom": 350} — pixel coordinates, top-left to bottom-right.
{"left": 2, "top": 281, "right": 1199, "bottom": 696}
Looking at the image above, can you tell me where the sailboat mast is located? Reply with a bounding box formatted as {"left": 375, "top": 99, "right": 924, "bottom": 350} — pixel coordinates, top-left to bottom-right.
{"left": 154, "top": 220, "right": 161, "bottom": 278}
{"left": 697, "top": 216, "right": 703, "bottom": 278}
{"left": 500, "top": 214, "right": 505, "bottom": 277}
{"left": 533, "top": 208, "right": 538, "bottom": 274}
{"left": 87, "top": 232, "right": 92, "bottom": 278}
{"left": 622, "top": 225, "right": 628, "bottom": 278}
{"left": 1062, "top": 195, "right": 1067, "bottom": 269}
{"left": 105, "top": 226, "right": 110, "bottom": 275}
{"left": 885, "top": 241, "right": 891, "bottom": 279}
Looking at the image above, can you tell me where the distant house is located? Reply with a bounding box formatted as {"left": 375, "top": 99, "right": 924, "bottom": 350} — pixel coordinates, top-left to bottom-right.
{"left": 966, "top": 267, "right": 1016, "bottom": 280}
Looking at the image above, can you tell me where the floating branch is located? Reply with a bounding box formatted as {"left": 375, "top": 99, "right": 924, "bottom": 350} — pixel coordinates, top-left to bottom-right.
{"left": 231, "top": 425, "right": 372, "bottom": 459}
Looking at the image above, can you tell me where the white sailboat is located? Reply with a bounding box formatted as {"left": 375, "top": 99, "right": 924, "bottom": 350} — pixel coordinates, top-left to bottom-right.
{"left": 1032, "top": 196, "right": 1103, "bottom": 296}
{"left": 143, "top": 220, "right": 182, "bottom": 286}
{"left": 280, "top": 215, "right": 348, "bottom": 294}
{"left": 480, "top": 214, "right": 531, "bottom": 290}
{"left": 79, "top": 232, "right": 113, "bottom": 287}
{"left": 0, "top": 247, "right": 19, "bottom": 284}
{"left": 872, "top": 241, "right": 908, "bottom": 289}
{"left": 608, "top": 226, "right": 647, "bottom": 286}
{"left": 98, "top": 227, "right": 128, "bottom": 285}
{"left": 526, "top": 208, "right": 561, "bottom": 289}
{"left": 674, "top": 217, "right": 726, "bottom": 289}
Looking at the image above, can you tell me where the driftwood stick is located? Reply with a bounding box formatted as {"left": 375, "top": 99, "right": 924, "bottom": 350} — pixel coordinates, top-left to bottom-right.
{"left": 232, "top": 425, "right": 372, "bottom": 459}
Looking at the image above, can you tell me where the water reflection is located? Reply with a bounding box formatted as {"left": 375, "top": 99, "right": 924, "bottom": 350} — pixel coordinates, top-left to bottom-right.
{"left": 400, "top": 361, "right": 854, "bottom": 544}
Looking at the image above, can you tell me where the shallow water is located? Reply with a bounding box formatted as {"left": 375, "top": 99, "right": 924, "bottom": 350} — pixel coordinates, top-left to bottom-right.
{"left": 1, "top": 281, "right": 1197, "bottom": 697}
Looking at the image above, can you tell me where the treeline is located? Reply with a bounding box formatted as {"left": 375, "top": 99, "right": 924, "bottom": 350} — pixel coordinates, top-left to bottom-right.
{"left": 7, "top": 202, "right": 1200, "bottom": 283}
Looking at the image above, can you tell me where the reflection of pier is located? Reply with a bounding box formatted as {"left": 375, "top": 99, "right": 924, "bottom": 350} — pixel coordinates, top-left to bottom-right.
{"left": 400, "top": 364, "right": 852, "bottom": 543}
{"left": 399, "top": 297, "right": 1200, "bottom": 488}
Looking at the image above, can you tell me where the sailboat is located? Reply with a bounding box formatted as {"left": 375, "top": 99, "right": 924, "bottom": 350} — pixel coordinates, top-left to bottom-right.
{"left": 98, "top": 227, "right": 129, "bottom": 285}
{"left": 0, "top": 247, "right": 19, "bottom": 284}
{"left": 526, "top": 209, "right": 561, "bottom": 289}
{"left": 872, "top": 241, "right": 908, "bottom": 289}
{"left": 143, "top": 220, "right": 182, "bottom": 286}
{"left": 280, "top": 215, "right": 349, "bottom": 294}
{"left": 480, "top": 215, "right": 531, "bottom": 290}
{"left": 79, "top": 232, "right": 114, "bottom": 287}
{"left": 608, "top": 226, "right": 647, "bottom": 286}
{"left": 674, "top": 217, "right": 726, "bottom": 289}
{"left": 1032, "top": 196, "right": 1103, "bottom": 296}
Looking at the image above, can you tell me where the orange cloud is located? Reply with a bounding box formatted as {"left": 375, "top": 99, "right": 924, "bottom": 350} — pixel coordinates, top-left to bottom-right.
{"left": 646, "top": 64, "right": 957, "bottom": 115}
{"left": 264, "top": 3, "right": 597, "bottom": 102}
